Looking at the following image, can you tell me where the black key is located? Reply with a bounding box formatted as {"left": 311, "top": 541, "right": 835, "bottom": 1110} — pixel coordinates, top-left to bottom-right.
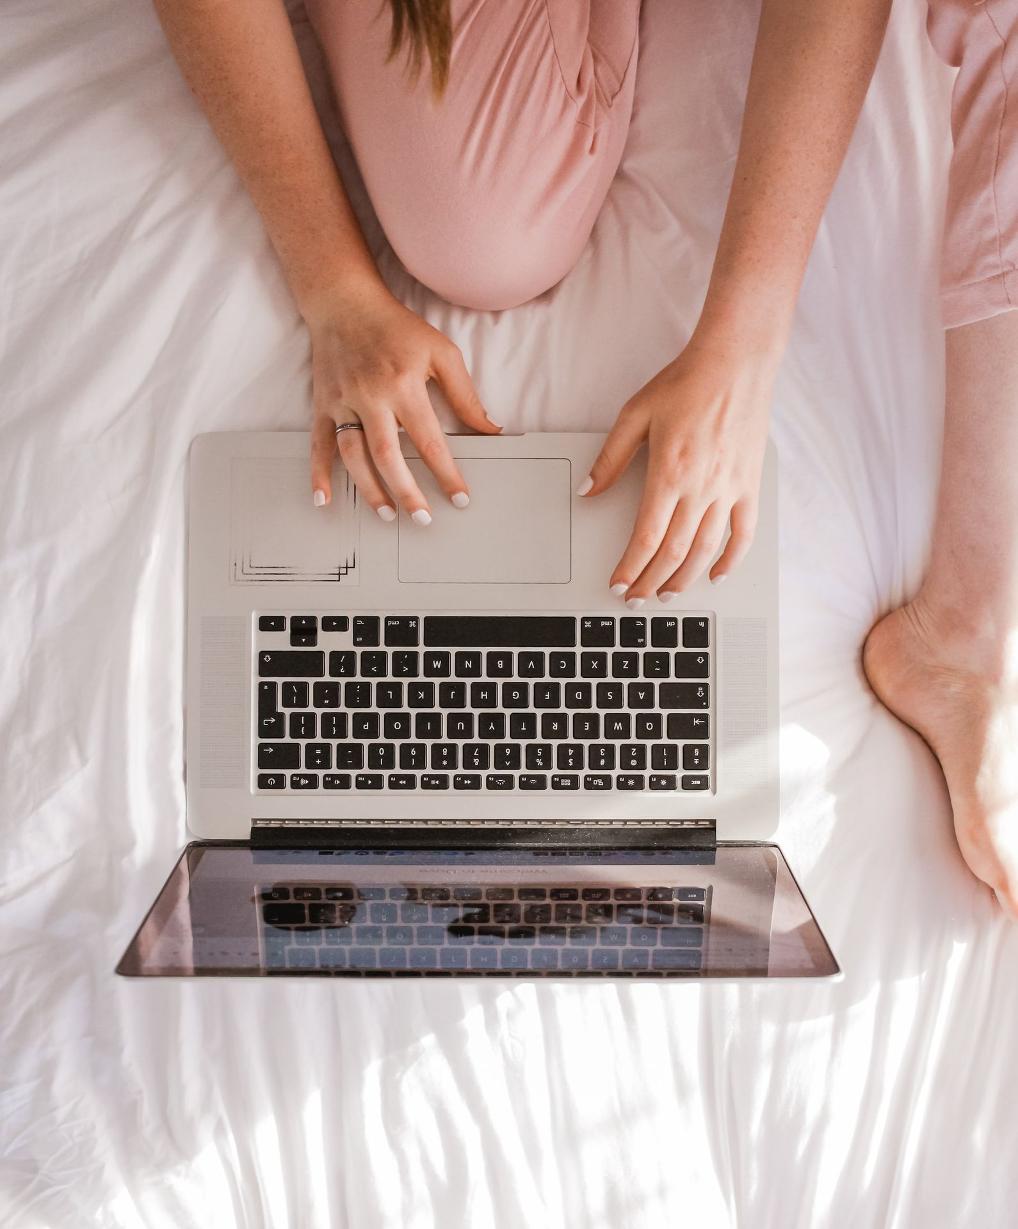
{"left": 486, "top": 651, "right": 513, "bottom": 677}
{"left": 676, "top": 904, "right": 706, "bottom": 924}
{"left": 438, "top": 682, "right": 467, "bottom": 708}
{"left": 463, "top": 743, "right": 490, "bottom": 770}
{"left": 630, "top": 926, "right": 659, "bottom": 947}
{"left": 421, "top": 773, "right": 450, "bottom": 790}
{"left": 509, "top": 713, "right": 536, "bottom": 740}
{"left": 392, "top": 651, "right": 419, "bottom": 677}
{"left": 258, "top": 681, "right": 279, "bottom": 717}
{"left": 585, "top": 903, "right": 613, "bottom": 924}
{"left": 565, "top": 682, "right": 592, "bottom": 709}
{"left": 288, "top": 712, "right": 316, "bottom": 739}
{"left": 533, "top": 682, "right": 561, "bottom": 709}
{"left": 580, "top": 652, "right": 607, "bottom": 678}
{"left": 519, "top": 774, "right": 547, "bottom": 790}
{"left": 683, "top": 744, "right": 709, "bottom": 771}
{"left": 541, "top": 714, "right": 568, "bottom": 740}
{"left": 329, "top": 650, "right": 357, "bottom": 677}
{"left": 322, "top": 615, "right": 349, "bottom": 632}
{"left": 588, "top": 744, "right": 615, "bottom": 771}
{"left": 312, "top": 681, "right": 340, "bottom": 709}
{"left": 305, "top": 743, "right": 332, "bottom": 769}
{"left": 384, "top": 615, "right": 420, "bottom": 647}
{"left": 388, "top": 773, "right": 417, "bottom": 790}
{"left": 290, "top": 773, "right": 319, "bottom": 789}
{"left": 368, "top": 743, "right": 395, "bottom": 770}
{"left": 281, "top": 681, "right": 308, "bottom": 709}
{"left": 580, "top": 617, "right": 615, "bottom": 647}
{"left": 517, "top": 651, "right": 545, "bottom": 678}
{"left": 424, "top": 616, "right": 576, "bottom": 647}
{"left": 258, "top": 713, "right": 285, "bottom": 738}
{"left": 652, "top": 743, "right": 678, "bottom": 769}
{"left": 651, "top": 617, "right": 679, "bottom": 648}
{"left": 682, "top": 774, "right": 709, "bottom": 791}
{"left": 323, "top": 774, "right": 352, "bottom": 789}
{"left": 446, "top": 712, "right": 474, "bottom": 739}
{"left": 408, "top": 682, "right": 435, "bottom": 708}
{"left": 525, "top": 743, "right": 552, "bottom": 770}
{"left": 619, "top": 617, "right": 647, "bottom": 648}
{"left": 263, "top": 903, "right": 305, "bottom": 926}
{"left": 342, "top": 681, "right": 371, "bottom": 709}
{"left": 595, "top": 682, "right": 623, "bottom": 709}
{"left": 626, "top": 682, "right": 655, "bottom": 709}
{"left": 290, "top": 631, "right": 317, "bottom": 648}
{"left": 523, "top": 903, "right": 552, "bottom": 923}
{"left": 352, "top": 616, "right": 380, "bottom": 647}
{"left": 604, "top": 714, "right": 631, "bottom": 739}
{"left": 485, "top": 773, "right": 515, "bottom": 790}
{"left": 454, "top": 651, "right": 482, "bottom": 677}
{"left": 676, "top": 888, "right": 707, "bottom": 902}
{"left": 355, "top": 773, "right": 384, "bottom": 789}
{"left": 478, "top": 713, "right": 505, "bottom": 739}
{"left": 643, "top": 652, "right": 670, "bottom": 678}
{"left": 650, "top": 774, "right": 678, "bottom": 791}
{"left": 352, "top": 712, "right": 380, "bottom": 740}
{"left": 617, "top": 774, "right": 646, "bottom": 790}
{"left": 335, "top": 745, "right": 364, "bottom": 769}
{"left": 494, "top": 744, "right": 521, "bottom": 770}
{"left": 660, "top": 683, "right": 709, "bottom": 710}
{"left": 260, "top": 887, "right": 291, "bottom": 901}
{"left": 399, "top": 744, "right": 427, "bottom": 769}
{"left": 549, "top": 652, "right": 577, "bottom": 678}
{"left": 555, "top": 902, "right": 583, "bottom": 924}
{"left": 682, "top": 617, "right": 709, "bottom": 649}
{"left": 259, "top": 651, "right": 324, "bottom": 678}
{"left": 470, "top": 682, "right": 498, "bottom": 708}
{"left": 259, "top": 615, "right": 286, "bottom": 632}
{"left": 583, "top": 773, "right": 612, "bottom": 790}
{"left": 290, "top": 615, "right": 318, "bottom": 647}
{"left": 675, "top": 651, "right": 710, "bottom": 679}
{"left": 424, "top": 652, "right": 451, "bottom": 677}
{"left": 321, "top": 712, "right": 348, "bottom": 739}
{"left": 501, "top": 682, "right": 529, "bottom": 708}
{"left": 257, "top": 773, "right": 286, "bottom": 789}
{"left": 620, "top": 744, "right": 646, "bottom": 770}
{"left": 611, "top": 652, "right": 640, "bottom": 678}
{"left": 552, "top": 773, "right": 579, "bottom": 790}
{"left": 549, "top": 888, "right": 578, "bottom": 901}
{"left": 572, "top": 713, "right": 600, "bottom": 739}
{"left": 636, "top": 713, "right": 662, "bottom": 740}
{"left": 376, "top": 682, "right": 404, "bottom": 708}
{"left": 581, "top": 888, "right": 610, "bottom": 901}
{"left": 430, "top": 743, "right": 457, "bottom": 770}
{"left": 454, "top": 773, "right": 481, "bottom": 790}
{"left": 360, "top": 651, "right": 388, "bottom": 677}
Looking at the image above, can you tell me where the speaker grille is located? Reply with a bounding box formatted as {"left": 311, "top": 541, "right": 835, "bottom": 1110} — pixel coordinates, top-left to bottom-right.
{"left": 198, "top": 616, "right": 247, "bottom": 788}
{"left": 720, "top": 617, "right": 769, "bottom": 790}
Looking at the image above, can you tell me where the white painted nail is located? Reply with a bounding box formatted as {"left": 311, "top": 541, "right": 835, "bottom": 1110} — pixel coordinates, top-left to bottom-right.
{"left": 376, "top": 505, "right": 397, "bottom": 522}
{"left": 451, "top": 491, "right": 470, "bottom": 509}
{"left": 313, "top": 489, "right": 326, "bottom": 508}
{"left": 711, "top": 574, "right": 727, "bottom": 585}
{"left": 411, "top": 509, "right": 432, "bottom": 526}
{"left": 610, "top": 582, "right": 629, "bottom": 596}
{"left": 576, "top": 476, "right": 593, "bottom": 497}
{"left": 626, "top": 596, "right": 645, "bottom": 610}
{"left": 658, "top": 591, "right": 677, "bottom": 604}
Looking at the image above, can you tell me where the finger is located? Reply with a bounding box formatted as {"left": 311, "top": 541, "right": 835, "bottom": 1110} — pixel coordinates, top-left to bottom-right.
{"left": 625, "top": 500, "right": 707, "bottom": 604}
{"left": 608, "top": 464, "right": 681, "bottom": 599}
{"left": 359, "top": 410, "right": 432, "bottom": 524}
{"left": 334, "top": 424, "right": 397, "bottom": 521}
{"left": 310, "top": 416, "right": 338, "bottom": 507}
{"left": 398, "top": 391, "right": 471, "bottom": 507}
{"left": 432, "top": 344, "right": 501, "bottom": 434}
{"left": 709, "top": 498, "right": 759, "bottom": 582}
{"left": 656, "top": 501, "right": 730, "bottom": 600}
{"left": 577, "top": 404, "right": 646, "bottom": 497}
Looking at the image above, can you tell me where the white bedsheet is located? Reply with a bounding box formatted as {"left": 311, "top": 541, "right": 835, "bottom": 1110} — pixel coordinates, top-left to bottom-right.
{"left": 4, "top": 1, "right": 1017, "bottom": 1225}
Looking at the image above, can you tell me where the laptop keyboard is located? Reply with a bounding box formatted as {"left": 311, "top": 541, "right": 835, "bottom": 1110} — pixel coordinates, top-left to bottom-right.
{"left": 254, "top": 613, "right": 712, "bottom": 794}
{"left": 259, "top": 881, "right": 709, "bottom": 974}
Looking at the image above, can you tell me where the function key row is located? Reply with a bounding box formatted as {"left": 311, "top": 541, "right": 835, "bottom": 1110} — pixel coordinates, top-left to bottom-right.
{"left": 256, "top": 772, "right": 710, "bottom": 792}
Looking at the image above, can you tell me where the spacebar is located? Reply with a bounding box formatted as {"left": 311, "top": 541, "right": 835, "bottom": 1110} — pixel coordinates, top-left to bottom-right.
{"left": 423, "top": 616, "right": 576, "bottom": 647}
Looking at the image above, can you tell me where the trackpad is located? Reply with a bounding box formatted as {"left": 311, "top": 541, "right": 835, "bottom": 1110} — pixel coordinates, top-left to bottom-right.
{"left": 398, "top": 458, "right": 571, "bottom": 584}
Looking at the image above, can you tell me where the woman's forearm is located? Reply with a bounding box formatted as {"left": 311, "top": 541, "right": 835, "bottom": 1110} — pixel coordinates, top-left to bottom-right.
{"left": 152, "top": 0, "right": 382, "bottom": 320}
{"left": 696, "top": 0, "right": 892, "bottom": 353}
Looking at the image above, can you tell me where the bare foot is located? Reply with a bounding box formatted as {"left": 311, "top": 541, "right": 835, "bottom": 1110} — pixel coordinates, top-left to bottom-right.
{"left": 863, "top": 598, "right": 1018, "bottom": 916}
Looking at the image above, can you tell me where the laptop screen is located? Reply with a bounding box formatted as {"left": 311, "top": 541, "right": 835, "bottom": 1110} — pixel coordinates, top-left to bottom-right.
{"left": 117, "top": 842, "right": 837, "bottom": 979}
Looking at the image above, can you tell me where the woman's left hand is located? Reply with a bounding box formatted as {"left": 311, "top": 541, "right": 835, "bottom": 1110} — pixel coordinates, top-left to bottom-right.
{"left": 579, "top": 333, "right": 777, "bottom": 605}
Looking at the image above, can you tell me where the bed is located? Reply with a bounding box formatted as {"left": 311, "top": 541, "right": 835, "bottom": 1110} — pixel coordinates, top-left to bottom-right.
{"left": 3, "top": 1, "right": 1017, "bottom": 1225}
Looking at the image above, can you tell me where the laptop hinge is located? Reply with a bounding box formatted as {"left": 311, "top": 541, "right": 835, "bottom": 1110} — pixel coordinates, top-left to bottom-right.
{"left": 250, "top": 818, "right": 717, "bottom": 851}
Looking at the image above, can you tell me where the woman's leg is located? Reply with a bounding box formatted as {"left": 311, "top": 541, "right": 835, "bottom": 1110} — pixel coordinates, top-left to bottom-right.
{"left": 305, "top": 0, "right": 640, "bottom": 310}
{"left": 864, "top": 0, "right": 1018, "bottom": 914}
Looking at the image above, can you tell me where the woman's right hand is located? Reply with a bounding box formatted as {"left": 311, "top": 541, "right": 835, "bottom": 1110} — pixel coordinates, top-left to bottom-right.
{"left": 306, "top": 280, "right": 501, "bottom": 523}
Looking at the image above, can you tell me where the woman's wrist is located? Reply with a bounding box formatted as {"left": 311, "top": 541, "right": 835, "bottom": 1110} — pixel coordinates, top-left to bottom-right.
{"left": 296, "top": 262, "right": 393, "bottom": 332}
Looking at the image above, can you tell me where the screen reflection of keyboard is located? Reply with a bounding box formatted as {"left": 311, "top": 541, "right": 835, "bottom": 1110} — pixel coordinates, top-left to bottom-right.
{"left": 254, "top": 613, "right": 712, "bottom": 795}
{"left": 259, "top": 883, "right": 708, "bottom": 975}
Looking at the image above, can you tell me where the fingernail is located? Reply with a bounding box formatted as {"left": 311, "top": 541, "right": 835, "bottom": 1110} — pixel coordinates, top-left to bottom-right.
{"left": 576, "top": 476, "right": 593, "bottom": 497}
{"left": 626, "top": 596, "right": 645, "bottom": 610}
{"left": 411, "top": 509, "right": 432, "bottom": 526}
{"left": 486, "top": 415, "right": 504, "bottom": 431}
{"left": 711, "top": 574, "right": 727, "bottom": 586}
{"left": 610, "top": 582, "right": 629, "bottom": 596}
{"left": 451, "top": 491, "right": 470, "bottom": 509}
{"left": 377, "top": 505, "right": 397, "bottom": 522}
{"left": 658, "top": 591, "right": 677, "bottom": 604}
{"left": 313, "top": 489, "right": 327, "bottom": 508}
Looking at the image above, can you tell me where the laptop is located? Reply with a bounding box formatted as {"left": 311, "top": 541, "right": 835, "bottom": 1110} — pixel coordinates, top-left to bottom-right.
{"left": 117, "top": 431, "right": 838, "bottom": 979}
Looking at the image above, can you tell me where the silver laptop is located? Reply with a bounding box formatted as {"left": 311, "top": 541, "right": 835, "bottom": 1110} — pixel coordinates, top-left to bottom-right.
{"left": 117, "top": 431, "right": 837, "bottom": 979}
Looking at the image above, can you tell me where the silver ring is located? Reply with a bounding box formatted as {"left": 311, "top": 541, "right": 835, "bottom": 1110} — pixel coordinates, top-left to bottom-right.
{"left": 334, "top": 421, "right": 364, "bottom": 437}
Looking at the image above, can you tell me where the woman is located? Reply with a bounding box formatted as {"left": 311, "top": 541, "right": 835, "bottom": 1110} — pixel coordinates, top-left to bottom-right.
{"left": 152, "top": 0, "right": 1018, "bottom": 914}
